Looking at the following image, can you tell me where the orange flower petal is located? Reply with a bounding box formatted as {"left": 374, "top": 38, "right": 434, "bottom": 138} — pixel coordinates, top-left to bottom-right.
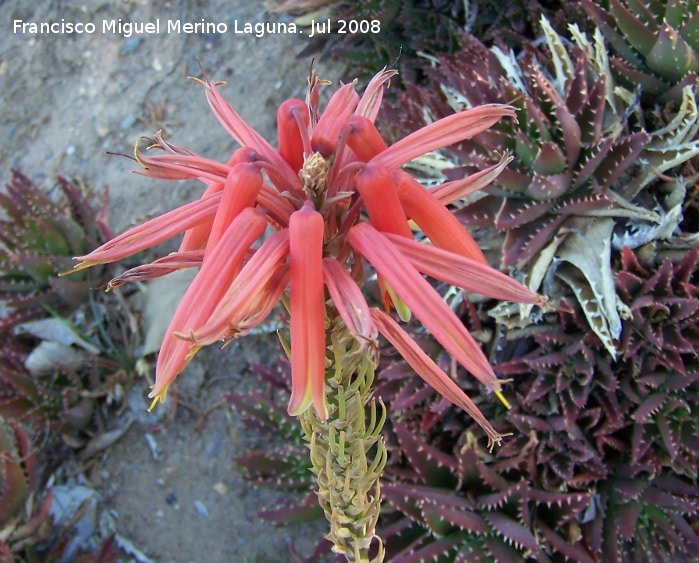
{"left": 185, "top": 229, "right": 290, "bottom": 346}
{"left": 202, "top": 80, "right": 302, "bottom": 194}
{"left": 277, "top": 98, "right": 311, "bottom": 171}
{"left": 179, "top": 148, "right": 263, "bottom": 252}
{"left": 205, "top": 162, "right": 263, "bottom": 258}
{"left": 355, "top": 164, "right": 412, "bottom": 238}
{"left": 134, "top": 150, "right": 231, "bottom": 183}
{"left": 135, "top": 147, "right": 295, "bottom": 232}
{"left": 311, "top": 82, "right": 359, "bottom": 158}
{"left": 322, "top": 257, "right": 378, "bottom": 347}
{"left": 429, "top": 153, "right": 512, "bottom": 205}
{"left": 355, "top": 67, "right": 398, "bottom": 121}
{"left": 106, "top": 250, "right": 204, "bottom": 291}
{"left": 70, "top": 193, "right": 221, "bottom": 272}
{"left": 343, "top": 115, "right": 388, "bottom": 163}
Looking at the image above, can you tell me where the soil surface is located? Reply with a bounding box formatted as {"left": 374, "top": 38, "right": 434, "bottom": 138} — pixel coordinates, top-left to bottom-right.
{"left": 2, "top": 1, "right": 350, "bottom": 561}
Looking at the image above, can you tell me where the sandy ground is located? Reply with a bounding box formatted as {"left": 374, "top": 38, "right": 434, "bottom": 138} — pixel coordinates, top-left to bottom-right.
{"left": 1, "top": 0, "right": 350, "bottom": 560}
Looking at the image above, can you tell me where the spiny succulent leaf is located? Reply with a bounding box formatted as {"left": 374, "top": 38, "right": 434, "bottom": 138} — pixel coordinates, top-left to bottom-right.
{"left": 537, "top": 521, "right": 596, "bottom": 563}
{"left": 482, "top": 511, "right": 539, "bottom": 552}
{"left": 554, "top": 218, "right": 620, "bottom": 355}
{"left": 0, "top": 420, "right": 31, "bottom": 526}
{"left": 609, "top": 0, "right": 658, "bottom": 56}
{"left": 647, "top": 22, "right": 699, "bottom": 81}
{"left": 225, "top": 390, "right": 303, "bottom": 441}
{"left": 392, "top": 420, "right": 458, "bottom": 487}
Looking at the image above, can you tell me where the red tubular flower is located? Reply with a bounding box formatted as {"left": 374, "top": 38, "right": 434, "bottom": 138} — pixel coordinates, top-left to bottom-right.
{"left": 393, "top": 170, "right": 489, "bottom": 264}
{"left": 370, "top": 309, "right": 504, "bottom": 449}
{"left": 384, "top": 233, "right": 547, "bottom": 306}
{"left": 277, "top": 98, "right": 311, "bottom": 171}
{"left": 347, "top": 222, "right": 505, "bottom": 397}
{"left": 184, "top": 230, "right": 290, "bottom": 347}
{"left": 429, "top": 153, "right": 512, "bottom": 205}
{"left": 150, "top": 207, "right": 268, "bottom": 407}
{"left": 311, "top": 82, "right": 359, "bottom": 158}
{"left": 322, "top": 257, "right": 378, "bottom": 346}
{"left": 368, "top": 104, "right": 516, "bottom": 170}
{"left": 71, "top": 67, "right": 540, "bottom": 440}
{"left": 288, "top": 202, "right": 328, "bottom": 419}
{"left": 201, "top": 79, "right": 302, "bottom": 194}
{"left": 343, "top": 115, "right": 388, "bottom": 162}
{"left": 69, "top": 193, "right": 222, "bottom": 272}
{"left": 205, "top": 162, "right": 263, "bottom": 257}
{"left": 355, "top": 164, "right": 412, "bottom": 238}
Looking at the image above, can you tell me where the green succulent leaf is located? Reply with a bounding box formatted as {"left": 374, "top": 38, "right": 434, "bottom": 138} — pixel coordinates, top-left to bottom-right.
{"left": 665, "top": 0, "right": 697, "bottom": 29}
{"left": 680, "top": 10, "right": 699, "bottom": 51}
{"left": 646, "top": 22, "right": 699, "bottom": 81}
{"left": 610, "top": 0, "right": 659, "bottom": 56}
{"left": 532, "top": 141, "right": 568, "bottom": 176}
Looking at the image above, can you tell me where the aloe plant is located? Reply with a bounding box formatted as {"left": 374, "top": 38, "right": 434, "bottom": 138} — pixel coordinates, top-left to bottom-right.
{"left": 376, "top": 299, "right": 699, "bottom": 561}
{"left": 0, "top": 170, "right": 134, "bottom": 438}
{"left": 615, "top": 246, "right": 699, "bottom": 476}
{"left": 580, "top": 0, "right": 699, "bottom": 105}
{"left": 0, "top": 170, "right": 111, "bottom": 313}
{"left": 386, "top": 18, "right": 699, "bottom": 357}
{"left": 0, "top": 416, "right": 54, "bottom": 558}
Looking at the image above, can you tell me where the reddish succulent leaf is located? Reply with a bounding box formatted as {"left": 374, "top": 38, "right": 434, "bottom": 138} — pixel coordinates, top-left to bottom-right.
{"left": 392, "top": 420, "right": 458, "bottom": 486}
{"left": 538, "top": 521, "right": 596, "bottom": 563}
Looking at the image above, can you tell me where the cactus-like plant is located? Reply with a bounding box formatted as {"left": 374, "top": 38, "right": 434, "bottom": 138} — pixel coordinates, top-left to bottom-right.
{"left": 0, "top": 169, "right": 136, "bottom": 436}
{"left": 227, "top": 288, "right": 699, "bottom": 561}
{"left": 0, "top": 170, "right": 111, "bottom": 313}
{"left": 273, "top": 0, "right": 571, "bottom": 84}
{"left": 373, "top": 301, "right": 699, "bottom": 561}
{"left": 0, "top": 416, "right": 53, "bottom": 558}
{"left": 616, "top": 246, "right": 699, "bottom": 476}
{"left": 580, "top": 0, "right": 699, "bottom": 105}
{"left": 387, "top": 19, "right": 699, "bottom": 357}
{"left": 0, "top": 332, "right": 100, "bottom": 434}
{"left": 226, "top": 362, "right": 314, "bottom": 490}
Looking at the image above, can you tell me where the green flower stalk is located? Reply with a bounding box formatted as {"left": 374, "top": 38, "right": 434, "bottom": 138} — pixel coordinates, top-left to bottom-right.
{"left": 67, "top": 67, "right": 546, "bottom": 558}
{"left": 298, "top": 320, "right": 386, "bottom": 561}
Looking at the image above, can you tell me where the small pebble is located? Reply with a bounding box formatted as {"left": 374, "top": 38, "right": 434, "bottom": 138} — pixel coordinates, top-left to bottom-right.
{"left": 120, "top": 114, "right": 137, "bottom": 130}
{"left": 120, "top": 37, "right": 142, "bottom": 54}
{"left": 194, "top": 500, "right": 209, "bottom": 517}
{"left": 213, "top": 482, "right": 228, "bottom": 496}
{"left": 165, "top": 493, "right": 176, "bottom": 505}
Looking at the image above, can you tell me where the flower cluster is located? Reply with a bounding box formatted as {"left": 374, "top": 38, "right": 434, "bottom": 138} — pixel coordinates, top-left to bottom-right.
{"left": 70, "top": 68, "right": 545, "bottom": 444}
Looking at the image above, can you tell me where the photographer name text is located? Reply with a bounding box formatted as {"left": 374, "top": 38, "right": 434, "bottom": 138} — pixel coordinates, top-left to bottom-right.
{"left": 13, "top": 18, "right": 381, "bottom": 38}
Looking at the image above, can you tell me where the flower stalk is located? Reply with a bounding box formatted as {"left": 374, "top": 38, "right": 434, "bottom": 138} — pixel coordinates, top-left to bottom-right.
{"left": 298, "top": 318, "right": 386, "bottom": 562}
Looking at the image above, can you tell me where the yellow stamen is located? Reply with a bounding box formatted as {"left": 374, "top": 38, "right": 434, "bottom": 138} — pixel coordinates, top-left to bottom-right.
{"left": 148, "top": 387, "right": 169, "bottom": 411}
{"left": 58, "top": 261, "right": 94, "bottom": 276}
{"left": 495, "top": 390, "right": 511, "bottom": 409}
